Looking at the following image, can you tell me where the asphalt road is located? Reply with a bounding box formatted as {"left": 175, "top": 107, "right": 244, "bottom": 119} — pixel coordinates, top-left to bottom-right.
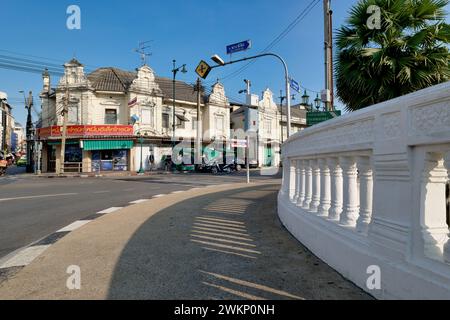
{"left": 0, "top": 169, "right": 281, "bottom": 261}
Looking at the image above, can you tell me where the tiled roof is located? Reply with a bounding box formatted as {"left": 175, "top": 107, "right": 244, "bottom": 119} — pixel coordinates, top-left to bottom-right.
{"left": 86, "top": 67, "right": 206, "bottom": 103}
{"left": 155, "top": 77, "right": 207, "bottom": 104}
{"left": 87, "top": 68, "right": 136, "bottom": 92}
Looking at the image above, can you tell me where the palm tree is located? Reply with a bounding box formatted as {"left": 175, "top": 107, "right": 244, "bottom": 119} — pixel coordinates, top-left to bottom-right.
{"left": 335, "top": 0, "right": 450, "bottom": 112}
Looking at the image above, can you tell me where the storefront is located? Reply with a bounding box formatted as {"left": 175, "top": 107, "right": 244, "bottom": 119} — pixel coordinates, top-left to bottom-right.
{"left": 37, "top": 125, "right": 135, "bottom": 174}
{"left": 82, "top": 140, "right": 133, "bottom": 172}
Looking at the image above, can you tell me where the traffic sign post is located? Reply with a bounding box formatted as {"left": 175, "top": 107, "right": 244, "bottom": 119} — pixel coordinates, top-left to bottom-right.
{"left": 226, "top": 40, "right": 251, "bottom": 55}
{"left": 195, "top": 60, "right": 212, "bottom": 79}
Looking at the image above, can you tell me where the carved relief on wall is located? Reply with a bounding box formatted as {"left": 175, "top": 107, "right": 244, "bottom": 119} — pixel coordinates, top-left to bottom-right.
{"left": 410, "top": 100, "right": 450, "bottom": 136}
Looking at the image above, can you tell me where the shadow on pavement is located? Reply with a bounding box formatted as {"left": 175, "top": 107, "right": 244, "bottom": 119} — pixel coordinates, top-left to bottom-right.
{"left": 106, "top": 183, "right": 371, "bottom": 300}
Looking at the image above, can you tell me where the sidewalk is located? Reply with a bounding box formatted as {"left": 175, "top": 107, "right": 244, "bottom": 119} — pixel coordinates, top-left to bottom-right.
{"left": 0, "top": 182, "right": 371, "bottom": 300}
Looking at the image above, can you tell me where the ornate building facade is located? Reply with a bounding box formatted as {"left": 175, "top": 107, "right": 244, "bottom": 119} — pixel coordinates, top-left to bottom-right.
{"left": 38, "top": 59, "right": 231, "bottom": 173}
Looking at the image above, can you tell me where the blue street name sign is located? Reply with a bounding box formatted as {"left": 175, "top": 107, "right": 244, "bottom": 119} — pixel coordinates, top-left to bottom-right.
{"left": 226, "top": 40, "right": 251, "bottom": 55}
{"left": 290, "top": 79, "right": 300, "bottom": 92}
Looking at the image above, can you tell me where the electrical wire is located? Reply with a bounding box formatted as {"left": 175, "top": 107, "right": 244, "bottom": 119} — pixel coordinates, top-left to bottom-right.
{"left": 206, "top": 0, "right": 321, "bottom": 85}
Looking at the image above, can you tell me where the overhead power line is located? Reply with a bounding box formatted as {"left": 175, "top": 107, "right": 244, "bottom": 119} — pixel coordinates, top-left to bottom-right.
{"left": 207, "top": 0, "right": 321, "bottom": 85}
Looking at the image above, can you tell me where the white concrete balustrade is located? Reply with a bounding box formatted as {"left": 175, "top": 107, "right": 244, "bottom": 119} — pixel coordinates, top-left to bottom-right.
{"left": 278, "top": 82, "right": 450, "bottom": 299}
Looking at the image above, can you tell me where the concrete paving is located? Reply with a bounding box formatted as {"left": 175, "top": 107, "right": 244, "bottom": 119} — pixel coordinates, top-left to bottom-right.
{"left": 0, "top": 181, "right": 371, "bottom": 300}
{"left": 0, "top": 172, "right": 275, "bottom": 260}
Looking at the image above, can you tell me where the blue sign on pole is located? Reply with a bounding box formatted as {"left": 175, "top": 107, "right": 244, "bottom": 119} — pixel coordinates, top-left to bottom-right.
{"left": 226, "top": 40, "right": 252, "bottom": 55}
{"left": 290, "top": 79, "right": 300, "bottom": 92}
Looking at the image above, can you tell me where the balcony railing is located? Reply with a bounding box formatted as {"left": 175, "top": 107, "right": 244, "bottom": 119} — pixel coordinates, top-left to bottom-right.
{"left": 278, "top": 81, "right": 450, "bottom": 299}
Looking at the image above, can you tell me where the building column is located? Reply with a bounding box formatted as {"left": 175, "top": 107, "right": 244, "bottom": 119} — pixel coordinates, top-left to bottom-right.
{"left": 296, "top": 160, "right": 306, "bottom": 207}
{"left": 55, "top": 144, "right": 62, "bottom": 175}
{"left": 41, "top": 144, "right": 48, "bottom": 173}
{"left": 356, "top": 156, "right": 373, "bottom": 233}
{"left": 328, "top": 157, "right": 343, "bottom": 221}
{"left": 310, "top": 159, "right": 321, "bottom": 212}
{"left": 340, "top": 156, "right": 359, "bottom": 226}
{"left": 82, "top": 150, "right": 91, "bottom": 173}
{"left": 302, "top": 160, "right": 313, "bottom": 210}
{"left": 318, "top": 158, "right": 331, "bottom": 216}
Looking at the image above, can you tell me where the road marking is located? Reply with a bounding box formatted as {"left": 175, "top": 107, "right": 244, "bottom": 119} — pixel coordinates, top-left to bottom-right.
{"left": 171, "top": 191, "right": 184, "bottom": 194}
{"left": 97, "top": 207, "right": 123, "bottom": 214}
{"left": 93, "top": 191, "right": 110, "bottom": 194}
{"left": 152, "top": 194, "right": 166, "bottom": 198}
{"left": 0, "top": 193, "right": 78, "bottom": 202}
{"left": 57, "top": 220, "right": 91, "bottom": 233}
{"left": 0, "top": 245, "right": 51, "bottom": 269}
{"left": 129, "top": 199, "right": 149, "bottom": 204}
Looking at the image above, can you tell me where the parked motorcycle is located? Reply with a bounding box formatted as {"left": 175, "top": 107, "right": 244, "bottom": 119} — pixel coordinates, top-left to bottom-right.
{"left": 0, "top": 159, "right": 7, "bottom": 176}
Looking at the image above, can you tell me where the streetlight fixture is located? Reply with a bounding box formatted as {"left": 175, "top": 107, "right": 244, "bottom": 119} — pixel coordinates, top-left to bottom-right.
{"left": 301, "top": 90, "right": 310, "bottom": 107}
{"left": 314, "top": 94, "right": 322, "bottom": 111}
{"left": 171, "top": 60, "right": 187, "bottom": 161}
{"left": 209, "top": 52, "right": 292, "bottom": 137}
{"left": 211, "top": 54, "right": 225, "bottom": 66}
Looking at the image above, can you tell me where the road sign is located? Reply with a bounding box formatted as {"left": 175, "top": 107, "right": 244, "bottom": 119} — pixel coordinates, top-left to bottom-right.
{"left": 290, "top": 79, "right": 300, "bottom": 92}
{"left": 307, "top": 110, "right": 342, "bottom": 126}
{"left": 226, "top": 40, "right": 251, "bottom": 55}
{"left": 195, "top": 60, "right": 212, "bottom": 79}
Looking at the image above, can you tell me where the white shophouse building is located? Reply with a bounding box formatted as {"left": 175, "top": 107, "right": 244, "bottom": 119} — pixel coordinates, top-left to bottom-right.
{"left": 39, "top": 59, "right": 231, "bottom": 173}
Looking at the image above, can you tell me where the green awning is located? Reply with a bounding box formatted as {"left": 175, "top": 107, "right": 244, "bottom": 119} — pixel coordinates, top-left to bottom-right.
{"left": 82, "top": 140, "right": 134, "bottom": 151}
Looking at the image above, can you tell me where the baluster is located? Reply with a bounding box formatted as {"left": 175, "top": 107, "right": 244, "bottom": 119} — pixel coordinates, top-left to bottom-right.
{"left": 281, "top": 158, "right": 289, "bottom": 194}
{"left": 310, "top": 159, "right": 321, "bottom": 212}
{"left": 302, "top": 160, "right": 312, "bottom": 209}
{"left": 356, "top": 156, "right": 373, "bottom": 233}
{"left": 318, "top": 158, "right": 331, "bottom": 217}
{"left": 328, "top": 157, "right": 343, "bottom": 220}
{"left": 339, "top": 156, "right": 359, "bottom": 226}
{"left": 440, "top": 153, "right": 450, "bottom": 262}
{"left": 297, "top": 160, "right": 306, "bottom": 207}
{"left": 289, "top": 160, "right": 297, "bottom": 201}
{"left": 293, "top": 160, "right": 301, "bottom": 203}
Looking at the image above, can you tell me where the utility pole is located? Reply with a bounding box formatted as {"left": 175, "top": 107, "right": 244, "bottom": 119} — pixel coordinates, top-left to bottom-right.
{"left": 59, "top": 78, "right": 69, "bottom": 175}
{"left": 0, "top": 99, "right": 6, "bottom": 152}
{"left": 25, "top": 91, "right": 34, "bottom": 173}
{"left": 195, "top": 78, "right": 202, "bottom": 166}
{"left": 323, "top": 0, "right": 334, "bottom": 111}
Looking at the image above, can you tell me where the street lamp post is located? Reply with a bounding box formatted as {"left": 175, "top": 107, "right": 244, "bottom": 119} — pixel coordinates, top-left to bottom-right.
{"left": 210, "top": 52, "right": 292, "bottom": 138}
{"left": 171, "top": 60, "right": 187, "bottom": 157}
{"left": 20, "top": 90, "right": 34, "bottom": 173}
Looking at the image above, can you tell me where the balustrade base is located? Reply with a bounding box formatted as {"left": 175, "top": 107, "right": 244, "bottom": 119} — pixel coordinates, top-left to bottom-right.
{"left": 278, "top": 192, "right": 450, "bottom": 299}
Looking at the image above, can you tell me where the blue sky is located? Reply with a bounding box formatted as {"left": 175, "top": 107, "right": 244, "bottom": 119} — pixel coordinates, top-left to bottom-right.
{"left": 1, "top": 0, "right": 448, "bottom": 126}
